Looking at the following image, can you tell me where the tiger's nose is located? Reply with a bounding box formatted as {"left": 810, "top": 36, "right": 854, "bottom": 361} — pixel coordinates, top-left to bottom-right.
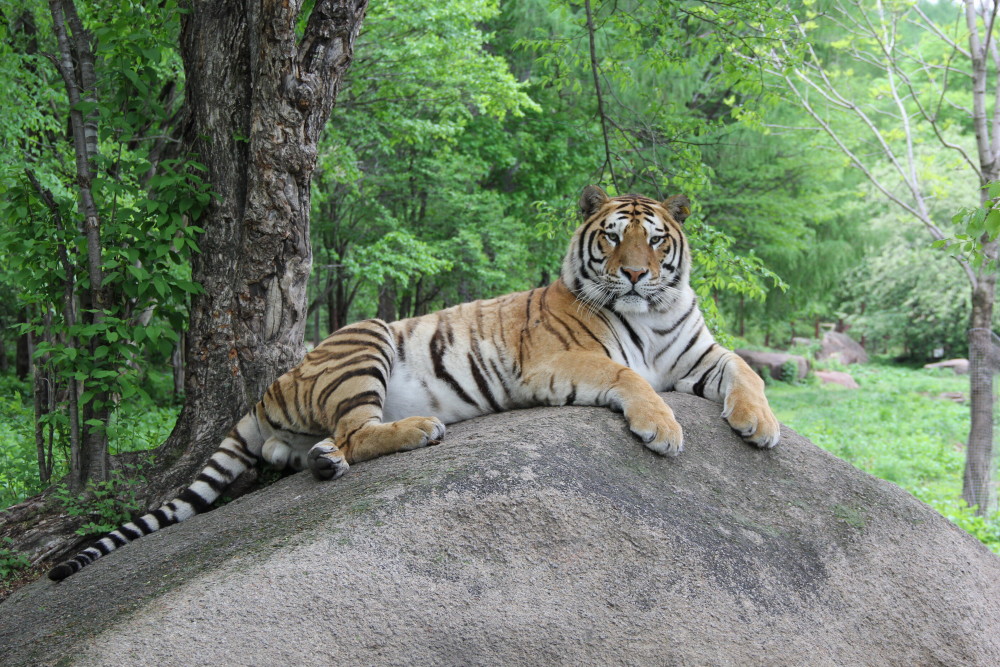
{"left": 622, "top": 267, "right": 648, "bottom": 284}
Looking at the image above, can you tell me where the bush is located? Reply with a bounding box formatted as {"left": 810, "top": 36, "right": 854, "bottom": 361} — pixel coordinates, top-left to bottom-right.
{"left": 0, "top": 537, "right": 30, "bottom": 580}
{"left": 779, "top": 358, "right": 802, "bottom": 384}
{"left": 0, "top": 372, "right": 179, "bottom": 510}
{"left": 53, "top": 462, "right": 149, "bottom": 536}
{"left": 0, "top": 377, "right": 42, "bottom": 509}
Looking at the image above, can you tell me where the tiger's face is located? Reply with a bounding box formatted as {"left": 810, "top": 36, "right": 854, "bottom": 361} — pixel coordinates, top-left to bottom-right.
{"left": 564, "top": 185, "right": 692, "bottom": 315}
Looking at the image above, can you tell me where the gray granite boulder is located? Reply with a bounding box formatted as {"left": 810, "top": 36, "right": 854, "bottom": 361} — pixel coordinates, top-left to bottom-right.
{"left": 735, "top": 349, "right": 809, "bottom": 381}
{"left": 2, "top": 394, "right": 999, "bottom": 666}
{"left": 815, "top": 369, "right": 860, "bottom": 389}
{"left": 924, "top": 359, "right": 970, "bottom": 375}
{"left": 818, "top": 331, "right": 869, "bottom": 365}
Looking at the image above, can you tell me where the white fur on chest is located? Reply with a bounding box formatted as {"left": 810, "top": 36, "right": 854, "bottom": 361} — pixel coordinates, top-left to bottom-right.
{"left": 610, "top": 300, "right": 708, "bottom": 391}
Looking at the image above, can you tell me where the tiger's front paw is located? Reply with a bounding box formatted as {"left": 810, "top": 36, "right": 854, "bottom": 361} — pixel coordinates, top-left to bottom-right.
{"left": 308, "top": 440, "right": 351, "bottom": 481}
{"left": 723, "top": 393, "right": 781, "bottom": 449}
{"left": 395, "top": 416, "right": 446, "bottom": 451}
{"left": 627, "top": 407, "right": 684, "bottom": 457}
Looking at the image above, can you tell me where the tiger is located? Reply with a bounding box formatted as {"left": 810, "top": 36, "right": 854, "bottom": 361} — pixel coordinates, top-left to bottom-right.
{"left": 47, "top": 185, "right": 780, "bottom": 581}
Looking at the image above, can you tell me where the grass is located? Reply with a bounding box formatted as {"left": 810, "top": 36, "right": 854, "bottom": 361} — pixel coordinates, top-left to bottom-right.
{"left": 767, "top": 363, "right": 1000, "bottom": 553}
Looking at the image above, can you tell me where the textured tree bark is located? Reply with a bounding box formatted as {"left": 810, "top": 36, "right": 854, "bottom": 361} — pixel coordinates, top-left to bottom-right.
{"left": 964, "top": 248, "right": 997, "bottom": 514}
{"left": 961, "top": 0, "right": 1000, "bottom": 516}
{"left": 144, "top": 0, "right": 369, "bottom": 505}
{"left": 377, "top": 282, "right": 397, "bottom": 322}
{"left": 171, "top": 338, "right": 185, "bottom": 398}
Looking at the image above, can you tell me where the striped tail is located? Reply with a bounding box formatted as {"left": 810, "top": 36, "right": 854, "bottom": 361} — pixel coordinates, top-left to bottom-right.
{"left": 47, "top": 423, "right": 260, "bottom": 582}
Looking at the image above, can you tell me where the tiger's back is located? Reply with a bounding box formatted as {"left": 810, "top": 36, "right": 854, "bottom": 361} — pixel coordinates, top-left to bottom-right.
{"left": 48, "top": 185, "right": 779, "bottom": 581}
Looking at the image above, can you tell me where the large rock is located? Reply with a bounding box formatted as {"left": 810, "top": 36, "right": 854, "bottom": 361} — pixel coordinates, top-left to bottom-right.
{"left": 735, "top": 348, "right": 809, "bottom": 381}
{"left": 817, "top": 331, "right": 869, "bottom": 365}
{"left": 2, "top": 394, "right": 999, "bottom": 666}
{"left": 924, "top": 359, "right": 970, "bottom": 375}
{"left": 815, "top": 369, "right": 860, "bottom": 389}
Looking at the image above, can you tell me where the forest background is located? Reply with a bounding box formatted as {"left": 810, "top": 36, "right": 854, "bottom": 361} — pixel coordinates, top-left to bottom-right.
{"left": 2, "top": 0, "right": 1000, "bottom": 581}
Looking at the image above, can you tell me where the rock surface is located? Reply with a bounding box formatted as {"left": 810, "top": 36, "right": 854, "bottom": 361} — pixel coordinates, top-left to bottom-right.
{"left": 735, "top": 349, "right": 809, "bottom": 381}
{"left": 924, "top": 358, "right": 970, "bottom": 375}
{"left": 2, "top": 393, "right": 1000, "bottom": 666}
{"left": 815, "top": 370, "right": 860, "bottom": 389}
{"left": 817, "top": 331, "right": 869, "bottom": 365}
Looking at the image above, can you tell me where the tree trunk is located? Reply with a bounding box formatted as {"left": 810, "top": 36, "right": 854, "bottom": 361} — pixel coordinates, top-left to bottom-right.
{"left": 964, "top": 271, "right": 997, "bottom": 514}
{"left": 0, "top": 333, "right": 8, "bottom": 375}
{"left": 49, "top": 0, "right": 111, "bottom": 490}
{"left": 377, "top": 281, "right": 396, "bottom": 321}
{"left": 16, "top": 314, "right": 31, "bottom": 380}
{"left": 738, "top": 293, "right": 745, "bottom": 339}
{"left": 144, "top": 0, "right": 369, "bottom": 505}
{"left": 171, "top": 337, "right": 185, "bottom": 399}
{"left": 312, "top": 272, "right": 322, "bottom": 346}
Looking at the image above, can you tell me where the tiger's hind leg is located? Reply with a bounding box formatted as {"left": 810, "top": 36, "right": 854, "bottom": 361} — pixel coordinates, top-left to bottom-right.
{"left": 307, "top": 417, "right": 447, "bottom": 480}
{"left": 305, "top": 318, "right": 446, "bottom": 480}
{"left": 341, "top": 417, "right": 447, "bottom": 462}
{"left": 262, "top": 437, "right": 293, "bottom": 470}
{"left": 307, "top": 438, "right": 351, "bottom": 480}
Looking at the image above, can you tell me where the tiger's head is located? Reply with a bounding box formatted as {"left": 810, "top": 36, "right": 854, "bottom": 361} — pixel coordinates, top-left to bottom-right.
{"left": 561, "top": 185, "right": 692, "bottom": 316}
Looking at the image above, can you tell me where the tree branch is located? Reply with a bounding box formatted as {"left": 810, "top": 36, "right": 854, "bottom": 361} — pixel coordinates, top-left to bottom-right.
{"left": 966, "top": 0, "right": 994, "bottom": 182}
{"left": 297, "top": 0, "right": 372, "bottom": 144}
{"left": 912, "top": 3, "right": 971, "bottom": 58}
{"left": 584, "top": 0, "right": 618, "bottom": 191}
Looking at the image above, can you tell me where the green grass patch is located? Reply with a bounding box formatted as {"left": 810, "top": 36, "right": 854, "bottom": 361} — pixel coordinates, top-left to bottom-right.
{"left": 768, "top": 364, "right": 1000, "bottom": 553}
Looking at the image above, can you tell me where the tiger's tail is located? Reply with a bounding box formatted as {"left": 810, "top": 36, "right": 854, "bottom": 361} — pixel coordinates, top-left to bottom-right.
{"left": 47, "top": 413, "right": 263, "bottom": 582}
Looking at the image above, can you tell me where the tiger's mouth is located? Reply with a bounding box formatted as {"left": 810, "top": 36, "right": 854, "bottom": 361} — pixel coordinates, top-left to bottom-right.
{"left": 612, "top": 286, "right": 653, "bottom": 313}
{"left": 610, "top": 276, "right": 682, "bottom": 314}
{"left": 575, "top": 274, "right": 667, "bottom": 314}
{"left": 618, "top": 293, "right": 646, "bottom": 304}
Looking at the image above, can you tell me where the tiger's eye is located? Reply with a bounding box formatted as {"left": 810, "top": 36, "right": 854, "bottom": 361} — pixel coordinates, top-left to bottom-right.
{"left": 604, "top": 232, "right": 619, "bottom": 244}
{"left": 650, "top": 235, "right": 664, "bottom": 246}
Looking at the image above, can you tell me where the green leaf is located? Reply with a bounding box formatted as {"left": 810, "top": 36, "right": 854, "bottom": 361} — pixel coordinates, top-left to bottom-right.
{"left": 127, "top": 265, "right": 150, "bottom": 281}
{"left": 986, "top": 209, "right": 1000, "bottom": 240}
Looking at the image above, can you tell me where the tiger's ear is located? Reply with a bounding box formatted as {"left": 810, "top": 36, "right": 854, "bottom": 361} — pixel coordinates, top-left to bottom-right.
{"left": 579, "top": 185, "right": 610, "bottom": 220}
{"left": 662, "top": 194, "right": 691, "bottom": 225}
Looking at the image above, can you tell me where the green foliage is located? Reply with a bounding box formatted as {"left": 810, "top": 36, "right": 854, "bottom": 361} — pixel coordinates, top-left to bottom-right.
{"left": 768, "top": 364, "right": 1000, "bottom": 553}
{"left": 938, "top": 181, "right": 1000, "bottom": 268}
{"left": 0, "top": 376, "right": 38, "bottom": 508}
{"left": 0, "top": 373, "right": 178, "bottom": 509}
{"left": 0, "top": 537, "right": 31, "bottom": 580}
{"left": 310, "top": 0, "right": 543, "bottom": 325}
{"left": 0, "top": 1, "right": 207, "bottom": 475}
{"left": 779, "top": 359, "right": 802, "bottom": 385}
{"left": 915, "top": 489, "right": 1000, "bottom": 550}
{"left": 687, "top": 218, "right": 787, "bottom": 343}
{"left": 840, "top": 227, "right": 979, "bottom": 360}
{"left": 704, "top": 119, "right": 873, "bottom": 343}
{"left": 308, "top": 0, "right": 800, "bottom": 337}
{"left": 53, "top": 462, "right": 147, "bottom": 536}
